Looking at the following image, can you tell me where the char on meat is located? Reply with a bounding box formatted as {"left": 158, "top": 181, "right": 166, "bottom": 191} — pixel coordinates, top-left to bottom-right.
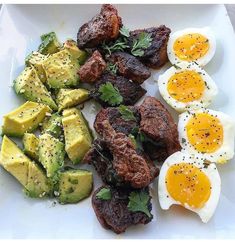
{"left": 90, "top": 72, "right": 146, "bottom": 107}
{"left": 94, "top": 106, "right": 140, "bottom": 136}
{"left": 77, "top": 4, "right": 122, "bottom": 49}
{"left": 92, "top": 186, "right": 153, "bottom": 234}
{"left": 139, "top": 96, "right": 181, "bottom": 162}
{"left": 108, "top": 51, "right": 151, "bottom": 84}
{"left": 83, "top": 138, "right": 159, "bottom": 187}
{"left": 128, "top": 25, "right": 171, "bottom": 68}
{"left": 78, "top": 50, "right": 106, "bottom": 83}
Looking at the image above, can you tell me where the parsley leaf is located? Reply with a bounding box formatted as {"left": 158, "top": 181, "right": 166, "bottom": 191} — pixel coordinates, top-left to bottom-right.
{"left": 102, "top": 38, "right": 129, "bottom": 56}
{"left": 119, "top": 26, "right": 130, "bottom": 37}
{"left": 131, "top": 32, "right": 152, "bottom": 57}
{"left": 96, "top": 188, "right": 112, "bottom": 200}
{"left": 98, "top": 82, "right": 123, "bottom": 106}
{"left": 118, "top": 105, "right": 136, "bottom": 121}
{"left": 127, "top": 191, "right": 151, "bottom": 217}
{"left": 106, "top": 62, "right": 118, "bottom": 75}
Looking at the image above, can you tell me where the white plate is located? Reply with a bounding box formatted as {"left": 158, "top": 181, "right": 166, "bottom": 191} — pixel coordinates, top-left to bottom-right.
{"left": 0, "top": 4, "right": 235, "bottom": 239}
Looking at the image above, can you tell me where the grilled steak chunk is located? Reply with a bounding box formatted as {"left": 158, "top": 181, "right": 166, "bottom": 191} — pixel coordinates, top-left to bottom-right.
{"left": 90, "top": 72, "right": 146, "bottom": 107}
{"left": 78, "top": 50, "right": 106, "bottom": 83}
{"left": 83, "top": 138, "right": 159, "bottom": 187}
{"left": 77, "top": 4, "right": 122, "bottom": 48}
{"left": 108, "top": 52, "right": 151, "bottom": 84}
{"left": 93, "top": 120, "right": 152, "bottom": 188}
{"left": 128, "top": 25, "right": 171, "bottom": 68}
{"left": 92, "top": 186, "right": 153, "bottom": 234}
{"left": 94, "top": 106, "right": 140, "bottom": 136}
{"left": 139, "top": 96, "right": 181, "bottom": 162}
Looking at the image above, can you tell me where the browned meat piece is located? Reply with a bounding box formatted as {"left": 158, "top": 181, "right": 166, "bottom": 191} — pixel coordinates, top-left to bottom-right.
{"left": 83, "top": 138, "right": 159, "bottom": 187}
{"left": 90, "top": 72, "right": 146, "bottom": 107}
{"left": 94, "top": 106, "right": 140, "bottom": 136}
{"left": 78, "top": 50, "right": 106, "bottom": 83}
{"left": 128, "top": 25, "right": 171, "bottom": 68}
{"left": 92, "top": 186, "right": 153, "bottom": 234}
{"left": 77, "top": 4, "right": 122, "bottom": 48}
{"left": 108, "top": 52, "right": 151, "bottom": 84}
{"left": 139, "top": 96, "right": 181, "bottom": 162}
{"left": 94, "top": 120, "right": 151, "bottom": 188}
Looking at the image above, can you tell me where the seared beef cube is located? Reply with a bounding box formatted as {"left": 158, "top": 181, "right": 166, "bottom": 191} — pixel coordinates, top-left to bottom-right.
{"left": 83, "top": 138, "right": 159, "bottom": 188}
{"left": 83, "top": 139, "right": 128, "bottom": 187}
{"left": 90, "top": 72, "right": 146, "bottom": 107}
{"left": 139, "top": 96, "right": 181, "bottom": 162}
{"left": 94, "top": 106, "right": 140, "bottom": 136}
{"left": 77, "top": 4, "right": 122, "bottom": 48}
{"left": 128, "top": 25, "right": 171, "bottom": 68}
{"left": 92, "top": 186, "right": 153, "bottom": 234}
{"left": 108, "top": 52, "right": 151, "bottom": 84}
{"left": 78, "top": 50, "right": 106, "bottom": 83}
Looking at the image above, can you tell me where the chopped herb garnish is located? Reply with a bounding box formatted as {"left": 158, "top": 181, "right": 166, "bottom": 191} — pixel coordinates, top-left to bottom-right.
{"left": 181, "top": 138, "right": 186, "bottom": 144}
{"left": 102, "top": 38, "right": 129, "bottom": 56}
{"left": 131, "top": 32, "right": 152, "bottom": 57}
{"left": 96, "top": 188, "right": 112, "bottom": 200}
{"left": 118, "top": 105, "right": 136, "bottom": 121}
{"left": 98, "top": 82, "right": 123, "bottom": 106}
{"left": 128, "top": 134, "right": 137, "bottom": 148}
{"left": 127, "top": 191, "right": 151, "bottom": 217}
{"left": 106, "top": 62, "right": 118, "bottom": 75}
{"left": 119, "top": 26, "right": 130, "bottom": 38}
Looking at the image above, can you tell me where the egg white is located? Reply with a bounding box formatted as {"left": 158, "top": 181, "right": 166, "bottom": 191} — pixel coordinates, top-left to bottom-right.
{"left": 158, "top": 151, "right": 221, "bottom": 223}
{"left": 178, "top": 109, "right": 235, "bottom": 163}
{"left": 157, "top": 62, "right": 218, "bottom": 112}
{"left": 167, "top": 27, "right": 216, "bottom": 66}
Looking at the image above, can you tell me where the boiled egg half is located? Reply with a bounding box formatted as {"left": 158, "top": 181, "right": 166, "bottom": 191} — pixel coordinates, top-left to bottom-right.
{"left": 167, "top": 27, "right": 216, "bottom": 66}
{"left": 157, "top": 62, "right": 218, "bottom": 112}
{"left": 158, "top": 151, "right": 221, "bottom": 223}
{"left": 178, "top": 109, "right": 235, "bottom": 163}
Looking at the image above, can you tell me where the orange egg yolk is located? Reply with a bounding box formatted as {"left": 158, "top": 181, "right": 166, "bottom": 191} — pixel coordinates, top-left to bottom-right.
{"left": 186, "top": 113, "right": 223, "bottom": 153}
{"left": 166, "top": 162, "right": 211, "bottom": 208}
{"left": 173, "top": 33, "right": 209, "bottom": 61}
{"left": 167, "top": 70, "right": 205, "bottom": 103}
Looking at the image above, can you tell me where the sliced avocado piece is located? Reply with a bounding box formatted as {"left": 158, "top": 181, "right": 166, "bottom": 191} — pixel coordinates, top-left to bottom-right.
{"left": 2, "top": 101, "right": 52, "bottom": 137}
{"left": 43, "top": 49, "right": 80, "bottom": 89}
{"left": 38, "top": 32, "right": 61, "bottom": 55}
{"left": 41, "top": 113, "right": 63, "bottom": 139}
{"left": 14, "top": 66, "right": 58, "bottom": 110}
{"left": 25, "top": 51, "right": 47, "bottom": 83}
{"left": 23, "top": 133, "right": 39, "bottom": 160}
{"left": 57, "top": 169, "right": 93, "bottom": 204}
{"left": 63, "top": 39, "right": 88, "bottom": 65}
{"left": 62, "top": 108, "right": 93, "bottom": 164}
{"left": 38, "top": 133, "right": 65, "bottom": 179}
{"left": 56, "top": 88, "right": 89, "bottom": 112}
{"left": 0, "top": 136, "right": 52, "bottom": 197}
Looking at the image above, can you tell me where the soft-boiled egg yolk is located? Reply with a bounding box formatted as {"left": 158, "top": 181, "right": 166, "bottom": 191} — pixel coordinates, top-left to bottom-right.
{"left": 186, "top": 113, "right": 223, "bottom": 153}
{"left": 166, "top": 162, "right": 211, "bottom": 209}
{"left": 173, "top": 33, "right": 209, "bottom": 61}
{"left": 167, "top": 70, "right": 205, "bottom": 103}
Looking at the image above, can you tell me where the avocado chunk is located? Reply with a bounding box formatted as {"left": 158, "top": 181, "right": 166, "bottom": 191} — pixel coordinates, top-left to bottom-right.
{"left": 38, "top": 32, "right": 61, "bottom": 55}
{"left": 63, "top": 39, "right": 88, "bottom": 65}
{"left": 57, "top": 169, "right": 93, "bottom": 204}
{"left": 23, "top": 133, "right": 39, "bottom": 160}
{"left": 43, "top": 49, "right": 80, "bottom": 89}
{"left": 25, "top": 51, "right": 47, "bottom": 83}
{"left": 38, "top": 133, "right": 65, "bottom": 179}
{"left": 0, "top": 136, "right": 52, "bottom": 198}
{"left": 56, "top": 88, "right": 89, "bottom": 112}
{"left": 41, "top": 113, "right": 63, "bottom": 139}
{"left": 2, "top": 101, "right": 52, "bottom": 137}
{"left": 14, "top": 66, "right": 58, "bottom": 110}
{"left": 62, "top": 108, "right": 93, "bottom": 164}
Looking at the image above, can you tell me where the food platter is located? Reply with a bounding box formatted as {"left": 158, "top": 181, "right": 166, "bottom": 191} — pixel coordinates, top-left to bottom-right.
{"left": 0, "top": 4, "right": 235, "bottom": 239}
